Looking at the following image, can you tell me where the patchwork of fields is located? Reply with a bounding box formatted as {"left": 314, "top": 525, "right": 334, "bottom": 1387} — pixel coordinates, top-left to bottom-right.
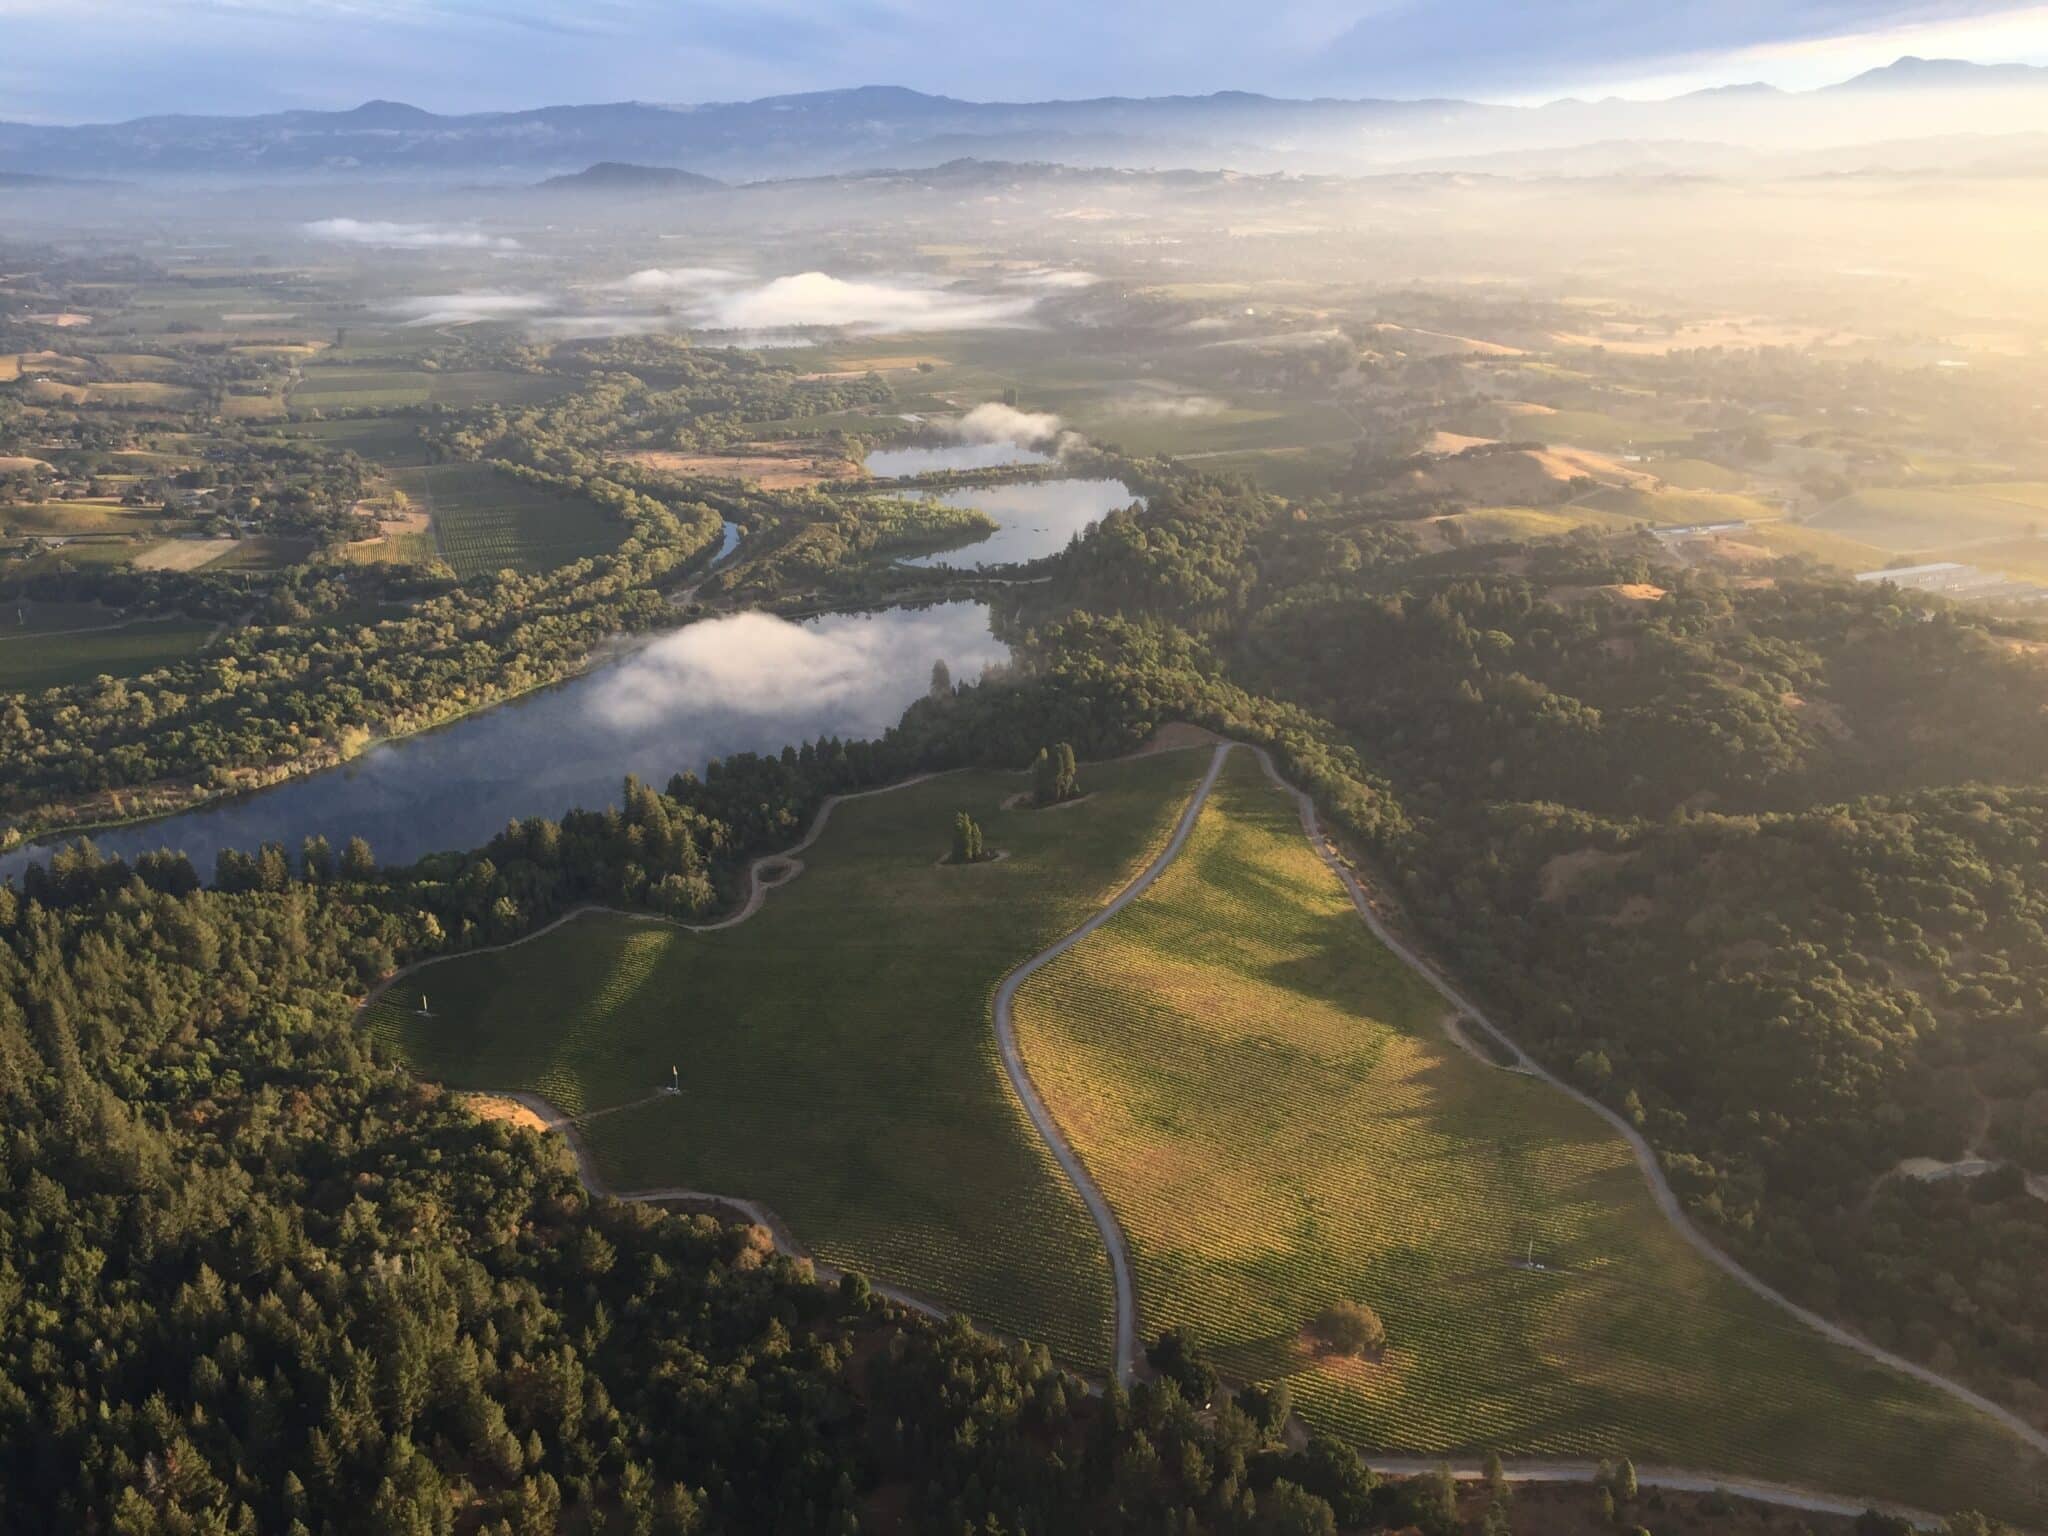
{"left": 367, "top": 749, "right": 1216, "bottom": 1369}
{"left": 1009, "top": 751, "right": 2048, "bottom": 1522}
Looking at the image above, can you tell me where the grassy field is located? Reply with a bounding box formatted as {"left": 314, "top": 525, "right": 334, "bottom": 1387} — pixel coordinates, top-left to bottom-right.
{"left": 293, "top": 365, "right": 564, "bottom": 412}
{"left": 367, "top": 749, "right": 1217, "bottom": 1370}
{"left": 0, "top": 616, "right": 213, "bottom": 690}
{"left": 1645, "top": 456, "right": 1749, "bottom": 491}
{"left": 1742, "top": 520, "right": 1892, "bottom": 573}
{"left": 1812, "top": 484, "right": 2048, "bottom": 552}
{"left": 392, "top": 461, "right": 624, "bottom": 578}
{"left": 1438, "top": 504, "right": 1642, "bottom": 543}
{"left": 1009, "top": 751, "right": 2048, "bottom": 1523}
{"left": 1580, "top": 485, "right": 1777, "bottom": 526}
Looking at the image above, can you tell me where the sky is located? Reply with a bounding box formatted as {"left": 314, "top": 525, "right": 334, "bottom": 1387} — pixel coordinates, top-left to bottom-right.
{"left": 3, "top": 0, "right": 2048, "bottom": 123}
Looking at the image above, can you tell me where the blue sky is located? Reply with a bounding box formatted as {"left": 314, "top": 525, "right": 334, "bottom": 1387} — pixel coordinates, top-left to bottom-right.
{"left": 3, "top": 0, "right": 2047, "bottom": 122}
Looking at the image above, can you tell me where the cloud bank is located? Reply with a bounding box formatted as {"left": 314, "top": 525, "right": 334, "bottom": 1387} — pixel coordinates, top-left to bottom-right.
{"left": 950, "top": 402, "right": 1065, "bottom": 447}
{"left": 584, "top": 608, "right": 1006, "bottom": 731}
{"left": 391, "top": 290, "right": 553, "bottom": 327}
{"left": 306, "top": 219, "right": 520, "bottom": 251}
{"left": 698, "top": 272, "right": 1036, "bottom": 333}
{"left": 610, "top": 266, "right": 749, "bottom": 293}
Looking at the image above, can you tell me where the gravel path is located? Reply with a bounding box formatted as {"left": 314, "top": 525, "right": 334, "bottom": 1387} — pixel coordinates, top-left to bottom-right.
{"left": 991, "top": 741, "right": 1232, "bottom": 1385}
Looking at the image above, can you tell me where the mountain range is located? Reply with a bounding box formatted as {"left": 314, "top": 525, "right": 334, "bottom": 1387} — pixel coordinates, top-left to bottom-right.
{"left": 2, "top": 59, "right": 2045, "bottom": 182}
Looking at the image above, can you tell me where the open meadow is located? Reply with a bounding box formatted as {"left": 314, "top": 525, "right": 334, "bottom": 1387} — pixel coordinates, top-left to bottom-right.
{"left": 366, "top": 748, "right": 1216, "bottom": 1369}
{"left": 1009, "top": 751, "right": 2048, "bottom": 1523}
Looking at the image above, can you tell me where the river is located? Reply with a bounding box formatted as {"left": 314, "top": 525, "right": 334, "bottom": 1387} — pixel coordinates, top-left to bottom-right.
{"left": 1, "top": 601, "right": 1007, "bottom": 880}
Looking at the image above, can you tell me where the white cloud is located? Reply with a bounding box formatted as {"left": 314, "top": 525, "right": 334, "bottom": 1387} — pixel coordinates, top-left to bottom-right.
{"left": 697, "top": 271, "right": 1036, "bottom": 333}
{"left": 610, "top": 266, "right": 749, "bottom": 292}
{"left": 305, "top": 218, "right": 520, "bottom": 250}
{"left": 1113, "top": 392, "right": 1227, "bottom": 419}
{"left": 1009, "top": 268, "right": 1100, "bottom": 290}
{"left": 584, "top": 608, "right": 1006, "bottom": 730}
{"left": 391, "top": 290, "right": 553, "bottom": 326}
{"left": 950, "top": 401, "right": 1064, "bottom": 447}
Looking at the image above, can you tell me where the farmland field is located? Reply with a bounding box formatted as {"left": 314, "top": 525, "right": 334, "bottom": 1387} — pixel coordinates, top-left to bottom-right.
{"left": 0, "top": 616, "right": 213, "bottom": 690}
{"left": 1009, "top": 750, "right": 2048, "bottom": 1523}
{"left": 392, "top": 461, "right": 624, "bottom": 577}
{"left": 1437, "top": 504, "right": 1641, "bottom": 543}
{"left": 1811, "top": 484, "right": 2048, "bottom": 552}
{"left": 1579, "top": 484, "right": 1777, "bottom": 526}
{"left": 366, "top": 748, "right": 1216, "bottom": 1369}
{"left": 293, "top": 364, "right": 565, "bottom": 411}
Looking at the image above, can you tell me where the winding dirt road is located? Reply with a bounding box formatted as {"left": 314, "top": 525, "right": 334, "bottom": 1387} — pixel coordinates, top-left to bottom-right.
{"left": 1244, "top": 743, "right": 2048, "bottom": 1465}
{"left": 991, "top": 741, "right": 1232, "bottom": 1386}
{"left": 371, "top": 731, "right": 2044, "bottom": 1521}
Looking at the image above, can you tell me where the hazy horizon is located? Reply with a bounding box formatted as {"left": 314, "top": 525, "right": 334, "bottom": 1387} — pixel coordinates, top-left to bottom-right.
{"left": 5, "top": 0, "right": 2048, "bottom": 124}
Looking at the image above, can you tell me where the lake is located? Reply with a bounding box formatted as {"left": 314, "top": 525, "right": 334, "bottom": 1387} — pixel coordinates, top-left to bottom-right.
{"left": 899, "top": 479, "right": 1138, "bottom": 568}
{"left": 864, "top": 441, "right": 1055, "bottom": 477}
{"left": 1, "top": 602, "right": 1007, "bottom": 880}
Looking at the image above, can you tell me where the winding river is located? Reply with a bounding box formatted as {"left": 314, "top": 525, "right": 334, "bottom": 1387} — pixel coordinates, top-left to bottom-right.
{"left": 2, "top": 601, "right": 1007, "bottom": 879}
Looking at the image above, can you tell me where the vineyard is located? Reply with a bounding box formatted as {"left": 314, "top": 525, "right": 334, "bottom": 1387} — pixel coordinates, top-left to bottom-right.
{"left": 367, "top": 747, "right": 1215, "bottom": 1371}
{"left": 1009, "top": 751, "right": 2048, "bottom": 1524}
{"left": 393, "top": 461, "right": 624, "bottom": 577}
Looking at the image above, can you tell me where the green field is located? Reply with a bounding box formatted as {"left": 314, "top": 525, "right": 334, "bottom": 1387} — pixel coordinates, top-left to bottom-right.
{"left": 0, "top": 616, "right": 213, "bottom": 690}
{"left": 294, "top": 365, "right": 564, "bottom": 411}
{"left": 1580, "top": 485, "right": 1777, "bottom": 526}
{"left": 1010, "top": 751, "right": 2048, "bottom": 1523}
{"left": 1743, "top": 520, "right": 1892, "bottom": 574}
{"left": 1645, "top": 456, "right": 1749, "bottom": 491}
{"left": 393, "top": 461, "right": 624, "bottom": 578}
{"left": 367, "top": 750, "right": 1217, "bottom": 1368}
{"left": 1440, "top": 504, "right": 1643, "bottom": 543}
{"left": 1812, "top": 484, "right": 2048, "bottom": 552}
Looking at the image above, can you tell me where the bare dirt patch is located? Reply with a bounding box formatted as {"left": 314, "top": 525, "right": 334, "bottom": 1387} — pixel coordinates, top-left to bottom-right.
{"left": 1546, "top": 582, "right": 1667, "bottom": 608}
{"left": 0, "top": 456, "right": 51, "bottom": 473}
{"left": 24, "top": 312, "right": 91, "bottom": 328}
{"left": 1133, "top": 721, "right": 1228, "bottom": 756}
{"left": 460, "top": 1093, "right": 552, "bottom": 1134}
{"left": 134, "top": 537, "right": 238, "bottom": 571}
{"left": 1000, "top": 790, "right": 1098, "bottom": 812}
{"left": 1404, "top": 444, "right": 1654, "bottom": 504}
{"left": 619, "top": 443, "right": 859, "bottom": 490}
{"left": 1424, "top": 429, "right": 1497, "bottom": 454}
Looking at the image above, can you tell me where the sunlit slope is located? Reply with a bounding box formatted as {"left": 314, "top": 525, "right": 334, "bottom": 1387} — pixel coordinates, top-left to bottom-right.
{"left": 1011, "top": 750, "right": 2048, "bottom": 1522}
{"left": 368, "top": 748, "right": 1212, "bottom": 1371}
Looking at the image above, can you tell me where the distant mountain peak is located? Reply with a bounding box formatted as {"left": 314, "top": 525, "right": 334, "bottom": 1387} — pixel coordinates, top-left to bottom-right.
{"left": 1833, "top": 55, "right": 2048, "bottom": 90}
{"left": 536, "top": 161, "right": 723, "bottom": 192}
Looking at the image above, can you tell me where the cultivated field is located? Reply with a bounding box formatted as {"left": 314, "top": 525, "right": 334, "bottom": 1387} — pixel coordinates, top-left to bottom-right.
{"left": 0, "top": 616, "right": 214, "bottom": 690}
{"left": 391, "top": 461, "right": 623, "bottom": 577}
{"left": 367, "top": 749, "right": 1217, "bottom": 1369}
{"left": 1812, "top": 484, "right": 2048, "bottom": 552}
{"left": 1009, "top": 752, "right": 2048, "bottom": 1523}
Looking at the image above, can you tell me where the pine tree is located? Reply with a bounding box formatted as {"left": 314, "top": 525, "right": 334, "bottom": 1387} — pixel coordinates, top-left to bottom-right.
{"left": 951, "top": 812, "right": 984, "bottom": 864}
{"left": 1055, "top": 741, "right": 1079, "bottom": 801}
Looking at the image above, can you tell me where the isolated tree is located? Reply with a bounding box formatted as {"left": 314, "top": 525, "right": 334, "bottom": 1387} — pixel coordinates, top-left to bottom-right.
{"left": 1614, "top": 1457, "right": 1638, "bottom": 1502}
{"left": 950, "top": 811, "right": 984, "bottom": 865}
{"left": 1235, "top": 1379, "right": 1292, "bottom": 1438}
{"left": 1485, "top": 1451, "right": 1510, "bottom": 1506}
{"left": 1033, "top": 741, "right": 1082, "bottom": 806}
{"left": 1311, "top": 1299, "right": 1386, "bottom": 1357}
{"left": 1254, "top": 1480, "right": 1336, "bottom": 1536}
{"left": 1033, "top": 747, "right": 1059, "bottom": 806}
{"left": 1145, "top": 1328, "right": 1217, "bottom": 1406}
{"left": 930, "top": 659, "right": 952, "bottom": 699}
{"left": 340, "top": 835, "right": 377, "bottom": 881}
{"left": 300, "top": 834, "right": 335, "bottom": 885}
